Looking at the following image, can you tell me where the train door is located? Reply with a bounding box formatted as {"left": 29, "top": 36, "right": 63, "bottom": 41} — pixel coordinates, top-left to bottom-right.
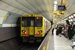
{"left": 28, "top": 17, "right": 35, "bottom": 36}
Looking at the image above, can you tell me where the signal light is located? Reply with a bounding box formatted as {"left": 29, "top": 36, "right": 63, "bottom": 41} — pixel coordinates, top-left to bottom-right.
{"left": 36, "top": 17, "right": 42, "bottom": 19}
{"left": 37, "top": 32, "right": 40, "bottom": 35}
{"left": 24, "top": 31, "right": 27, "bottom": 35}
{"left": 37, "top": 17, "right": 39, "bottom": 19}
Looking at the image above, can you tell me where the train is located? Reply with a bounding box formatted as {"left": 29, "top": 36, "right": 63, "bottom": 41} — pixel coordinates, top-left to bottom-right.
{"left": 20, "top": 14, "right": 51, "bottom": 42}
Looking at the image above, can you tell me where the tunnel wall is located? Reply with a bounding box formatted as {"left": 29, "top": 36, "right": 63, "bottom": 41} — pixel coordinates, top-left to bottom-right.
{"left": 0, "top": 9, "right": 22, "bottom": 42}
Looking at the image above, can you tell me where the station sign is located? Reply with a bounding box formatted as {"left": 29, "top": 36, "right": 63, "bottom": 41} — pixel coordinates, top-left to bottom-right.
{"left": 54, "top": 19, "right": 57, "bottom": 21}
{"left": 53, "top": 11, "right": 65, "bottom": 15}
{"left": 58, "top": 5, "right": 66, "bottom": 10}
{"left": 0, "top": 24, "right": 2, "bottom": 27}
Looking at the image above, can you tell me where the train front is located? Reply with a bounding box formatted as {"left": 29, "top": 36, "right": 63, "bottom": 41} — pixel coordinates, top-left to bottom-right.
{"left": 20, "top": 15, "right": 44, "bottom": 42}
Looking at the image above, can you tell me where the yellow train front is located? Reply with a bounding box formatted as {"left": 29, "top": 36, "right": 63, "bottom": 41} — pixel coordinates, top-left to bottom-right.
{"left": 20, "top": 14, "right": 51, "bottom": 42}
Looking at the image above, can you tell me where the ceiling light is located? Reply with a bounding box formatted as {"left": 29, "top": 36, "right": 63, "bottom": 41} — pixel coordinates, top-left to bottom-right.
{"left": 71, "top": 19, "right": 73, "bottom": 21}
{"left": 69, "top": 20, "right": 70, "bottom": 22}
{"left": 54, "top": 9, "right": 56, "bottom": 11}
{"left": 54, "top": 6, "right": 56, "bottom": 8}
{"left": 54, "top": 7, "right": 56, "bottom": 9}
{"left": 69, "top": 16, "right": 71, "bottom": 19}
{"left": 54, "top": 1, "right": 57, "bottom": 4}
{"left": 71, "top": 15, "right": 73, "bottom": 18}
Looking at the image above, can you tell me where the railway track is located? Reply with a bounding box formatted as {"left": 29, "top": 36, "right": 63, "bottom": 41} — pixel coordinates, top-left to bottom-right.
{"left": 15, "top": 42, "right": 41, "bottom": 50}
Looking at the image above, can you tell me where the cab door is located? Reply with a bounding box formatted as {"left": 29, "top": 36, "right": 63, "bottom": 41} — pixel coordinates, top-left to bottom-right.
{"left": 28, "top": 17, "right": 35, "bottom": 35}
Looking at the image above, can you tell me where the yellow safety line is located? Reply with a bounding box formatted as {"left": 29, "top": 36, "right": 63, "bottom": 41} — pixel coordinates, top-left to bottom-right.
{"left": 46, "top": 32, "right": 52, "bottom": 50}
{"left": 42, "top": 46, "right": 45, "bottom": 50}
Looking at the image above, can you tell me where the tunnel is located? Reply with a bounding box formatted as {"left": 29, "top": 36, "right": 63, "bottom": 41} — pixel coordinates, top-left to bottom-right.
{"left": 0, "top": 0, "right": 75, "bottom": 50}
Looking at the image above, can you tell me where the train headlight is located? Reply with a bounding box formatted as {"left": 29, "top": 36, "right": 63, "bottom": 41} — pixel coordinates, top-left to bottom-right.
{"left": 39, "top": 30, "right": 42, "bottom": 33}
{"left": 22, "top": 30, "right": 24, "bottom": 33}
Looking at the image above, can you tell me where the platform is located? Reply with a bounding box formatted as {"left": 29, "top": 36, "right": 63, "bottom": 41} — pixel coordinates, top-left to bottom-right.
{"left": 50, "top": 29, "right": 74, "bottom": 50}
{"left": 38, "top": 29, "right": 75, "bottom": 50}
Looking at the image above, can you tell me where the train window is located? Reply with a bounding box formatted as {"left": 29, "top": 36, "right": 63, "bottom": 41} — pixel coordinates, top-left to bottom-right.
{"left": 35, "top": 17, "right": 42, "bottom": 27}
{"left": 22, "top": 17, "right": 35, "bottom": 27}
{"left": 31, "top": 20, "right": 34, "bottom": 26}
{"left": 22, "top": 20, "right": 27, "bottom": 27}
{"left": 22, "top": 17, "right": 28, "bottom": 27}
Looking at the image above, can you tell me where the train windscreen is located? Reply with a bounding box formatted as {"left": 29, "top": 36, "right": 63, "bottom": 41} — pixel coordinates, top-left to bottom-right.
{"left": 22, "top": 17, "right": 28, "bottom": 27}
{"left": 35, "top": 17, "right": 42, "bottom": 27}
{"left": 22, "top": 17, "right": 35, "bottom": 27}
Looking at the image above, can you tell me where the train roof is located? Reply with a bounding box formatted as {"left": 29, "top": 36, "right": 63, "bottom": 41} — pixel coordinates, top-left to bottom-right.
{"left": 21, "top": 14, "right": 43, "bottom": 17}
{"left": 21, "top": 14, "right": 50, "bottom": 23}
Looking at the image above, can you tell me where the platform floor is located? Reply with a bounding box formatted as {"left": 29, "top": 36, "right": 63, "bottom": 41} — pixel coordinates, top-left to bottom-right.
{"left": 48, "top": 29, "right": 75, "bottom": 50}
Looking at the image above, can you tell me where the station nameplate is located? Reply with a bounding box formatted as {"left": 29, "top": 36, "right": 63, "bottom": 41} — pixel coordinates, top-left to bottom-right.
{"left": 53, "top": 11, "right": 65, "bottom": 15}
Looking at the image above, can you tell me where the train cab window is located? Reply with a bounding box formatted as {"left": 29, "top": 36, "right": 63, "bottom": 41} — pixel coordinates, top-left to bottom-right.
{"left": 35, "top": 17, "right": 42, "bottom": 27}
{"left": 22, "top": 20, "right": 27, "bottom": 27}
{"left": 22, "top": 17, "right": 28, "bottom": 27}
{"left": 31, "top": 20, "right": 34, "bottom": 26}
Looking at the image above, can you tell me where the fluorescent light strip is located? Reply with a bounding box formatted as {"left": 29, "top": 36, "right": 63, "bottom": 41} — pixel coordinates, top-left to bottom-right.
{"left": 54, "top": 1, "right": 57, "bottom": 4}
{"left": 53, "top": 0, "right": 57, "bottom": 11}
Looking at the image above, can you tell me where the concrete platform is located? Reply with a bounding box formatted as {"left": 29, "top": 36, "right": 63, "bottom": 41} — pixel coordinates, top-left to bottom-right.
{"left": 53, "top": 29, "right": 74, "bottom": 50}
{"left": 38, "top": 29, "right": 54, "bottom": 50}
{"left": 38, "top": 29, "right": 75, "bottom": 50}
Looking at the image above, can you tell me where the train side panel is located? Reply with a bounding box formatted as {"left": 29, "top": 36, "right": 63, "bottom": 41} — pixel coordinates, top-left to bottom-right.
{"left": 46, "top": 21, "right": 51, "bottom": 31}
{"left": 43, "top": 18, "right": 51, "bottom": 37}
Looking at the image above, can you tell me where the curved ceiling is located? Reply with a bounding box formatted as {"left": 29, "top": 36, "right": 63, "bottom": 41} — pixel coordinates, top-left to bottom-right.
{"left": 0, "top": 0, "right": 75, "bottom": 22}
{"left": 1, "top": 0, "right": 53, "bottom": 21}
